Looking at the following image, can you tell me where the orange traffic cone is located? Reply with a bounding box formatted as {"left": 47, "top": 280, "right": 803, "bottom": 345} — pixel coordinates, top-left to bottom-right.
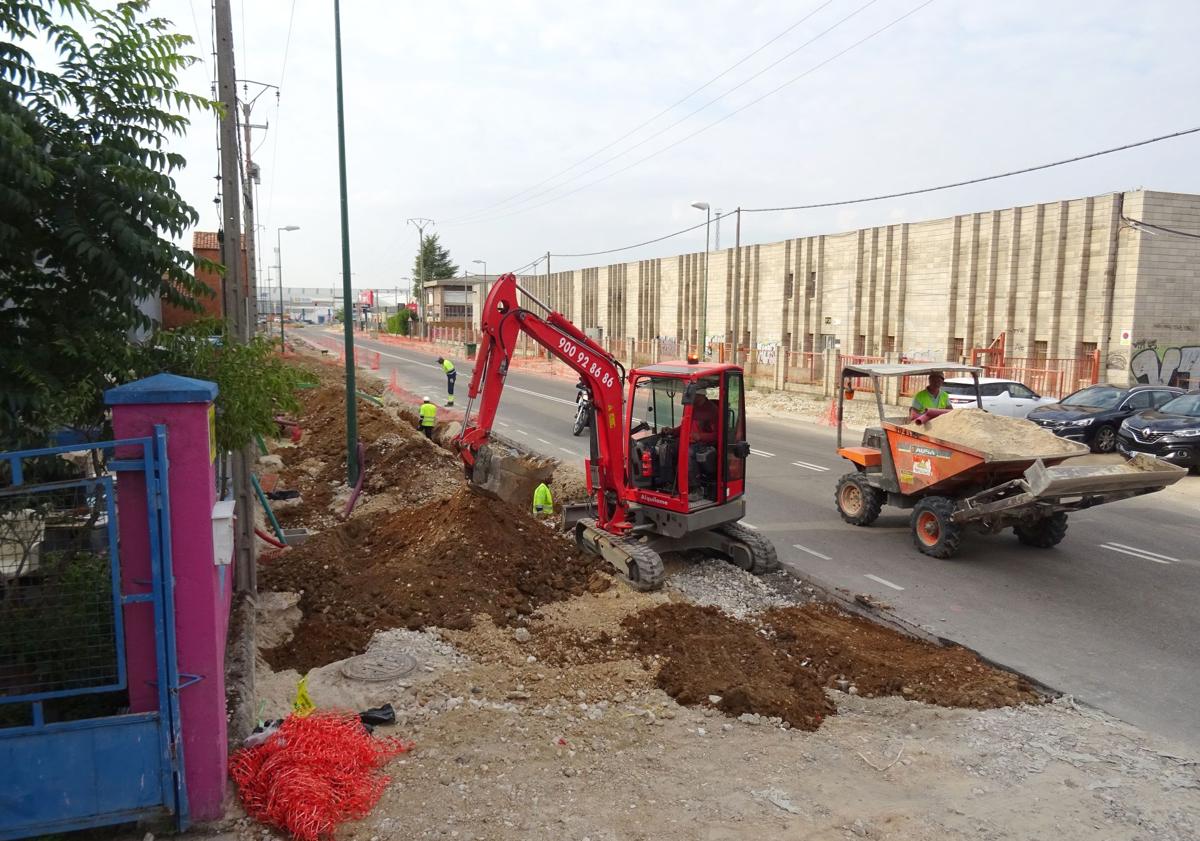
{"left": 822, "top": 399, "right": 839, "bottom": 427}
{"left": 371, "top": 351, "right": 381, "bottom": 370}
{"left": 388, "top": 369, "right": 399, "bottom": 394}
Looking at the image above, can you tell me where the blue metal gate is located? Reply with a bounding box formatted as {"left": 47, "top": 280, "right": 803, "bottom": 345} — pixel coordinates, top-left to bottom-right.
{"left": 0, "top": 427, "right": 188, "bottom": 839}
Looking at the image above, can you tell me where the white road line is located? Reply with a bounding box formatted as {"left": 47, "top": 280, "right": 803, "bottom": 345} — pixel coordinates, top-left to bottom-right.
{"left": 1105, "top": 542, "right": 1179, "bottom": 563}
{"left": 793, "top": 543, "right": 832, "bottom": 561}
{"left": 749, "top": 448, "right": 775, "bottom": 458}
{"left": 792, "top": 460, "right": 830, "bottom": 472}
{"left": 537, "top": 437, "right": 553, "bottom": 445}
{"left": 557, "top": 447, "right": 574, "bottom": 454}
{"left": 497, "top": 421, "right": 510, "bottom": 427}
{"left": 509, "top": 385, "right": 576, "bottom": 406}
{"left": 515, "top": 430, "right": 529, "bottom": 436}
{"left": 864, "top": 573, "right": 905, "bottom": 591}
{"left": 1100, "top": 543, "right": 1173, "bottom": 565}
{"left": 739, "top": 522, "right": 759, "bottom": 530}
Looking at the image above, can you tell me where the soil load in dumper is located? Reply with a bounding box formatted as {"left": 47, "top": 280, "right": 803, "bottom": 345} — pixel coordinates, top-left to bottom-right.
{"left": 910, "top": 409, "right": 1086, "bottom": 461}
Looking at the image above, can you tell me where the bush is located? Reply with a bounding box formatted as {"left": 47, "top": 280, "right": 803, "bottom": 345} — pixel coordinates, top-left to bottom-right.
{"left": 386, "top": 309, "right": 412, "bottom": 336}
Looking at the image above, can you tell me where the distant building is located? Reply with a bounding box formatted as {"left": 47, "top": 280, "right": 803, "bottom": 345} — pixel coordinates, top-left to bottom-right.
{"left": 161, "top": 231, "right": 246, "bottom": 328}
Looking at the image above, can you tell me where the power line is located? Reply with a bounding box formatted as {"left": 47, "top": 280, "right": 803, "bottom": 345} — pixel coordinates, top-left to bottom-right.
{"left": 441, "top": 0, "right": 841, "bottom": 224}
{"left": 457, "top": 0, "right": 936, "bottom": 228}
{"left": 547, "top": 124, "right": 1200, "bottom": 262}
{"left": 744, "top": 125, "right": 1200, "bottom": 213}
{"left": 1121, "top": 215, "right": 1200, "bottom": 240}
{"left": 263, "top": 0, "right": 298, "bottom": 234}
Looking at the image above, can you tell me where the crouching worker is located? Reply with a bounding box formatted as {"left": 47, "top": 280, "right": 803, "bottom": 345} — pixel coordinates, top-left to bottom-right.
{"left": 532, "top": 478, "right": 554, "bottom": 518}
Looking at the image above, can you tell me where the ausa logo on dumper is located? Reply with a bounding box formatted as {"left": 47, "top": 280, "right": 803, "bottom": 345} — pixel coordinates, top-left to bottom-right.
{"left": 898, "top": 442, "right": 953, "bottom": 460}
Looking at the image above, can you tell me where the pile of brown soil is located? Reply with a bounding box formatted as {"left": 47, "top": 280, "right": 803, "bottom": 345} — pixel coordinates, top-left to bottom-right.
{"left": 766, "top": 604, "right": 1039, "bottom": 709}
{"left": 261, "top": 488, "right": 601, "bottom": 672}
{"left": 623, "top": 603, "right": 834, "bottom": 730}
{"left": 912, "top": 408, "right": 1084, "bottom": 460}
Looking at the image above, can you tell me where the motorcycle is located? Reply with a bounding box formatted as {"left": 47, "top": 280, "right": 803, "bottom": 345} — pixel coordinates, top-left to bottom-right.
{"left": 572, "top": 380, "right": 591, "bottom": 436}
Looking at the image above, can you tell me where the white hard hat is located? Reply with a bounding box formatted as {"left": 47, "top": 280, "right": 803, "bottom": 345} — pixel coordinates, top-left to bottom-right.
{"left": 423, "top": 396, "right": 430, "bottom": 402}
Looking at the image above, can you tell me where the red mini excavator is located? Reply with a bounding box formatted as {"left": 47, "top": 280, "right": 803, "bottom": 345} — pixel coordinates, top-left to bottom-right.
{"left": 453, "top": 273, "right": 777, "bottom": 590}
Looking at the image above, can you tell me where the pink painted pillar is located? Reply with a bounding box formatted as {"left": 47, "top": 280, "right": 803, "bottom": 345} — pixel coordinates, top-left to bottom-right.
{"left": 106, "top": 373, "right": 232, "bottom": 821}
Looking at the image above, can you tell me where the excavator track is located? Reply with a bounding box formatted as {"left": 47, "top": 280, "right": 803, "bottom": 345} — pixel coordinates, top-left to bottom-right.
{"left": 717, "top": 521, "right": 780, "bottom": 575}
{"left": 574, "top": 519, "right": 665, "bottom": 591}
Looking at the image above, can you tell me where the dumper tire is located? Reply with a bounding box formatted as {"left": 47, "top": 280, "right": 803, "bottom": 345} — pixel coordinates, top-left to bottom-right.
{"left": 911, "top": 496, "right": 962, "bottom": 559}
{"left": 1014, "top": 512, "right": 1069, "bottom": 548}
{"left": 835, "top": 472, "right": 884, "bottom": 526}
{"left": 718, "top": 521, "right": 780, "bottom": 575}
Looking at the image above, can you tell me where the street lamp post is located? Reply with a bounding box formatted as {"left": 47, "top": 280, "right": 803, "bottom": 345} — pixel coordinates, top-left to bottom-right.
{"left": 691, "top": 202, "right": 711, "bottom": 356}
{"left": 276, "top": 225, "right": 300, "bottom": 345}
{"left": 472, "top": 259, "right": 486, "bottom": 339}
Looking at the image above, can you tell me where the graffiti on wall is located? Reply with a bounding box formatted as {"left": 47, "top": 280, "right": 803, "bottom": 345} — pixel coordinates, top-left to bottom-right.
{"left": 755, "top": 342, "right": 780, "bottom": 365}
{"left": 1130, "top": 345, "right": 1200, "bottom": 388}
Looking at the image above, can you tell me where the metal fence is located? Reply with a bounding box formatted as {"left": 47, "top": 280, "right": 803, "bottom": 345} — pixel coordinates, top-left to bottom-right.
{"left": 837, "top": 354, "right": 885, "bottom": 392}
{"left": 983, "top": 353, "right": 1101, "bottom": 399}
{"left": 784, "top": 351, "right": 822, "bottom": 385}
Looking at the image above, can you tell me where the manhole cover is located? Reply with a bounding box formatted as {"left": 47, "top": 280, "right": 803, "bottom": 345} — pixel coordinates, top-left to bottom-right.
{"left": 340, "top": 650, "right": 418, "bottom": 682}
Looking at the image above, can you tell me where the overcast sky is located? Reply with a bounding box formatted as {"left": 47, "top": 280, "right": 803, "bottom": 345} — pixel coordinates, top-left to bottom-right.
{"left": 135, "top": 1, "right": 1200, "bottom": 287}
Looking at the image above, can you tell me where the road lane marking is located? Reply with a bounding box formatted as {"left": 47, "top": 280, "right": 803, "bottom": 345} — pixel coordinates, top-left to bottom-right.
{"left": 537, "top": 437, "right": 553, "bottom": 445}
{"left": 1100, "top": 543, "right": 1174, "bottom": 565}
{"left": 1105, "top": 542, "right": 1179, "bottom": 563}
{"left": 510, "top": 385, "right": 576, "bottom": 406}
{"left": 749, "top": 448, "right": 775, "bottom": 457}
{"left": 792, "top": 460, "right": 830, "bottom": 472}
{"left": 515, "top": 430, "right": 529, "bottom": 436}
{"left": 497, "top": 421, "right": 510, "bottom": 427}
{"left": 864, "top": 574, "right": 905, "bottom": 591}
{"left": 558, "top": 447, "right": 573, "bottom": 454}
{"left": 739, "top": 522, "right": 759, "bottom": 530}
{"left": 793, "top": 543, "right": 832, "bottom": 561}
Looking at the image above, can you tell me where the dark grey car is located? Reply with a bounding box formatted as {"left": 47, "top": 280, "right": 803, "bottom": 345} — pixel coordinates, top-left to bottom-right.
{"left": 1026, "top": 384, "right": 1183, "bottom": 452}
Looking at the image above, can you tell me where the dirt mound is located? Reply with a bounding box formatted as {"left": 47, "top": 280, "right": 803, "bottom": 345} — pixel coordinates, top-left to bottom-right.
{"left": 766, "top": 604, "right": 1039, "bottom": 708}
{"left": 911, "top": 408, "right": 1083, "bottom": 460}
{"left": 261, "top": 488, "right": 601, "bottom": 672}
{"left": 623, "top": 603, "right": 834, "bottom": 730}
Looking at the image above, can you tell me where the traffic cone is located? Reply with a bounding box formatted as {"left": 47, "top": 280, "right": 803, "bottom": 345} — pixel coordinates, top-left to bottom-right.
{"left": 371, "top": 352, "right": 381, "bottom": 370}
{"left": 822, "top": 399, "right": 839, "bottom": 427}
{"left": 388, "top": 370, "right": 399, "bottom": 394}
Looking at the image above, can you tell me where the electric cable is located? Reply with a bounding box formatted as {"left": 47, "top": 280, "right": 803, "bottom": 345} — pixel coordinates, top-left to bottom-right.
{"left": 458, "top": 0, "right": 936, "bottom": 228}
{"left": 1121, "top": 215, "right": 1200, "bottom": 240}
{"left": 440, "top": 0, "right": 844, "bottom": 224}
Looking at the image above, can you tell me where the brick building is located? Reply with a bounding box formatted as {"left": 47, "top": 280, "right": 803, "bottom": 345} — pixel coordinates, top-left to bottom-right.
{"left": 161, "top": 231, "right": 247, "bottom": 328}
{"left": 524, "top": 190, "right": 1200, "bottom": 389}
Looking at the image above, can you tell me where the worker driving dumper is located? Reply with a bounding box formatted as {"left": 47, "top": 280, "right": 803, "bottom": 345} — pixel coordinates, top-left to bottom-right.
{"left": 909, "top": 372, "right": 952, "bottom": 421}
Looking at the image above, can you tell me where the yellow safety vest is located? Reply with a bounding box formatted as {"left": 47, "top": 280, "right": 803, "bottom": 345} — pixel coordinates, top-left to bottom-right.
{"left": 441, "top": 359, "right": 455, "bottom": 374}
{"left": 419, "top": 402, "right": 437, "bottom": 427}
{"left": 532, "top": 483, "right": 553, "bottom": 514}
{"left": 912, "top": 389, "right": 950, "bottom": 411}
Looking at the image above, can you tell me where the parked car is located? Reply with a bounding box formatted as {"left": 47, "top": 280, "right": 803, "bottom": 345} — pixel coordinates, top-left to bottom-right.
{"left": 1027, "top": 384, "right": 1184, "bottom": 452}
{"left": 942, "top": 377, "right": 1057, "bottom": 418}
{"left": 1117, "top": 391, "right": 1200, "bottom": 471}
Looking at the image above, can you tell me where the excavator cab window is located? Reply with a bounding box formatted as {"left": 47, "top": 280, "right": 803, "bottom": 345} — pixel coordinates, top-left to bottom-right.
{"left": 629, "top": 377, "right": 684, "bottom": 495}
{"left": 723, "top": 371, "right": 747, "bottom": 499}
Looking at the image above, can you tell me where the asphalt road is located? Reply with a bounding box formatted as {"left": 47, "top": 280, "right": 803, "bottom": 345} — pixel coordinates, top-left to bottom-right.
{"left": 300, "top": 328, "right": 1200, "bottom": 750}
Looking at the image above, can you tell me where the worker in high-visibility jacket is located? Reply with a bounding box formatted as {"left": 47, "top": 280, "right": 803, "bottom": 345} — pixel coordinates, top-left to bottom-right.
{"left": 532, "top": 479, "right": 554, "bottom": 518}
{"left": 436, "top": 356, "right": 456, "bottom": 406}
{"left": 418, "top": 396, "right": 437, "bottom": 438}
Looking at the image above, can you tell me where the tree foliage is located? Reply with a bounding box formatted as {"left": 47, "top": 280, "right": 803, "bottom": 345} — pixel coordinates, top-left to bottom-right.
{"left": 412, "top": 232, "right": 458, "bottom": 283}
{"left": 386, "top": 307, "right": 411, "bottom": 335}
{"left": 0, "top": 0, "right": 214, "bottom": 447}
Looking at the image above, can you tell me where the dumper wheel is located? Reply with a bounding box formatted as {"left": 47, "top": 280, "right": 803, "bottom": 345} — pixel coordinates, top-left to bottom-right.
{"left": 911, "top": 496, "right": 962, "bottom": 559}
{"left": 835, "top": 472, "right": 884, "bottom": 526}
{"left": 1014, "top": 513, "right": 1068, "bottom": 548}
{"left": 718, "top": 522, "right": 780, "bottom": 575}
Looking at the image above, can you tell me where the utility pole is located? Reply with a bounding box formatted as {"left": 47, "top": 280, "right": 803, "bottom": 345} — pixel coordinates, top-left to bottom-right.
{"left": 333, "top": 0, "right": 358, "bottom": 486}
{"left": 239, "top": 83, "right": 276, "bottom": 331}
{"left": 407, "top": 218, "right": 434, "bottom": 337}
{"left": 731, "top": 207, "right": 742, "bottom": 366}
{"left": 214, "top": 0, "right": 255, "bottom": 593}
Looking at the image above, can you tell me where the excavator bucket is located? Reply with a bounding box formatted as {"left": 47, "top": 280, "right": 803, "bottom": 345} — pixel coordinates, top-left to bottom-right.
{"left": 467, "top": 440, "right": 557, "bottom": 508}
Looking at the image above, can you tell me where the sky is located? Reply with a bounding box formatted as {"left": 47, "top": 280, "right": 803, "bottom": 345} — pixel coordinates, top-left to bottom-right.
{"left": 41, "top": 1, "right": 1200, "bottom": 288}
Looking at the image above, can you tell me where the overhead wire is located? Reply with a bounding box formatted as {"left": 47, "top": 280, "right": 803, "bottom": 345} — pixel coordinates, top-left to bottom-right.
{"left": 263, "top": 0, "right": 298, "bottom": 234}
{"left": 458, "top": 0, "right": 937, "bottom": 228}
{"left": 546, "top": 124, "right": 1200, "bottom": 262}
{"left": 440, "top": 0, "right": 842, "bottom": 224}
{"left": 1121, "top": 215, "right": 1200, "bottom": 240}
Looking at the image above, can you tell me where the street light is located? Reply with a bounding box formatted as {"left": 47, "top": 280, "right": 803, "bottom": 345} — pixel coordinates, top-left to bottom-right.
{"left": 276, "top": 225, "right": 300, "bottom": 345}
{"left": 472, "top": 259, "right": 486, "bottom": 338}
{"left": 691, "top": 202, "right": 711, "bottom": 356}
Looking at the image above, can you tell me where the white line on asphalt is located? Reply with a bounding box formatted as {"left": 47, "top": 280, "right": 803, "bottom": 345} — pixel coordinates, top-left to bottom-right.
{"left": 516, "top": 430, "right": 529, "bottom": 436}
{"left": 793, "top": 543, "right": 832, "bottom": 561}
{"left": 1105, "top": 542, "right": 1179, "bottom": 563}
{"left": 864, "top": 573, "right": 905, "bottom": 591}
{"left": 558, "top": 447, "right": 573, "bottom": 454}
{"left": 537, "top": 437, "right": 553, "bottom": 445}
{"left": 792, "top": 460, "right": 830, "bottom": 472}
{"left": 497, "top": 421, "right": 510, "bottom": 427}
{"left": 749, "top": 448, "right": 775, "bottom": 457}
{"left": 740, "top": 522, "right": 759, "bottom": 530}
{"left": 510, "top": 385, "right": 576, "bottom": 406}
{"left": 1100, "top": 543, "right": 1174, "bottom": 565}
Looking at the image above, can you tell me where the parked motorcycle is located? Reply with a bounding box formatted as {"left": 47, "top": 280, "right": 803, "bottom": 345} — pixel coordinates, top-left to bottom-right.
{"left": 573, "top": 380, "right": 591, "bottom": 436}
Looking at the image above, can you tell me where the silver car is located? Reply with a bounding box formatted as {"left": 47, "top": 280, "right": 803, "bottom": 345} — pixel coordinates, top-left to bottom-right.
{"left": 942, "top": 377, "right": 1057, "bottom": 418}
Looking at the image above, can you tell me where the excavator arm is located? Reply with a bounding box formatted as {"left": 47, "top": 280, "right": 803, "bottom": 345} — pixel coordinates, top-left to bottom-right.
{"left": 455, "top": 273, "right": 631, "bottom": 532}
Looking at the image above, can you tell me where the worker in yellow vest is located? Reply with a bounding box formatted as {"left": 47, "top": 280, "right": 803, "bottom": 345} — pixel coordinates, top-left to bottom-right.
{"left": 909, "top": 372, "right": 952, "bottom": 421}
{"left": 436, "top": 356, "right": 456, "bottom": 406}
{"left": 532, "top": 479, "right": 554, "bottom": 518}
{"left": 418, "top": 396, "right": 437, "bottom": 438}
